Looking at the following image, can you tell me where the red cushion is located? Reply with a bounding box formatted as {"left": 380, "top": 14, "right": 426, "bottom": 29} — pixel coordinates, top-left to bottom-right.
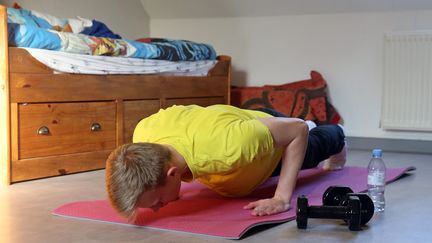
{"left": 230, "top": 71, "right": 342, "bottom": 124}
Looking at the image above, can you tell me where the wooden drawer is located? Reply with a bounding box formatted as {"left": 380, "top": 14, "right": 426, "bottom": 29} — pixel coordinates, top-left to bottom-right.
{"left": 165, "top": 97, "right": 226, "bottom": 108}
{"left": 16, "top": 102, "right": 116, "bottom": 159}
{"left": 123, "top": 100, "right": 160, "bottom": 143}
{"left": 11, "top": 151, "right": 110, "bottom": 182}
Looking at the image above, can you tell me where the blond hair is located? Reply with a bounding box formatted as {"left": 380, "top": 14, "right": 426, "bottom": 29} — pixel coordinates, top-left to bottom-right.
{"left": 105, "top": 143, "right": 171, "bottom": 219}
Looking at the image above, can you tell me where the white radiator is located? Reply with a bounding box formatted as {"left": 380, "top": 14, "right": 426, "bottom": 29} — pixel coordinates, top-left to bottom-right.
{"left": 382, "top": 31, "right": 432, "bottom": 131}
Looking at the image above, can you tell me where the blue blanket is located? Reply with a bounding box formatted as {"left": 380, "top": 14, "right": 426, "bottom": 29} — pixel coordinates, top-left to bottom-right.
{"left": 7, "top": 8, "right": 216, "bottom": 61}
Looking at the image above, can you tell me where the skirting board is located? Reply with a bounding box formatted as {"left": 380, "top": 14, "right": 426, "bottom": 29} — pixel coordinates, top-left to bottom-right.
{"left": 346, "top": 136, "right": 432, "bottom": 154}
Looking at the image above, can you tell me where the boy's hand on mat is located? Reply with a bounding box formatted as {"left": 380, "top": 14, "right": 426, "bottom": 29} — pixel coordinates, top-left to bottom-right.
{"left": 243, "top": 197, "right": 291, "bottom": 216}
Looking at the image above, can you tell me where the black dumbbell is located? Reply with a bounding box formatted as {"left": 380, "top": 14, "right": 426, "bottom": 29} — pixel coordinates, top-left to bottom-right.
{"left": 322, "top": 186, "right": 375, "bottom": 225}
{"left": 322, "top": 186, "right": 354, "bottom": 206}
{"left": 296, "top": 194, "right": 363, "bottom": 231}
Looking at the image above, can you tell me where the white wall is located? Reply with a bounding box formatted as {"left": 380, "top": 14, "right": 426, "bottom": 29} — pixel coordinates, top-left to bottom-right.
{"left": 0, "top": 0, "right": 149, "bottom": 39}
{"left": 150, "top": 11, "right": 432, "bottom": 141}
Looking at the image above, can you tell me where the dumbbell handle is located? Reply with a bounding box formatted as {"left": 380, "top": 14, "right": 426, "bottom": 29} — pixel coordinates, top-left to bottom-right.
{"left": 307, "top": 205, "right": 355, "bottom": 220}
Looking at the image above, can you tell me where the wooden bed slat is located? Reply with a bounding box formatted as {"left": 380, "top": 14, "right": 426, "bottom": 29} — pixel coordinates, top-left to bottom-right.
{"left": 8, "top": 48, "right": 52, "bottom": 74}
{"left": 9, "top": 73, "right": 229, "bottom": 103}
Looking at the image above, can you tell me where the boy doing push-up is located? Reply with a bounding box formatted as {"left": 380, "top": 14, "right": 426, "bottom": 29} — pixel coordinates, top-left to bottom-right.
{"left": 105, "top": 105, "right": 346, "bottom": 220}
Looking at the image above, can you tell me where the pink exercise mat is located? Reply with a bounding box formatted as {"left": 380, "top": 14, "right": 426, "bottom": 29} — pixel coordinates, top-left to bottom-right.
{"left": 53, "top": 166, "right": 414, "bottom": 239}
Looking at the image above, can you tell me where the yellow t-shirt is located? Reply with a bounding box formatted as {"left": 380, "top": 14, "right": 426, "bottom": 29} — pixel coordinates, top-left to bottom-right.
{"left": 133, "top": 105, "right": 283, "bottom": 197}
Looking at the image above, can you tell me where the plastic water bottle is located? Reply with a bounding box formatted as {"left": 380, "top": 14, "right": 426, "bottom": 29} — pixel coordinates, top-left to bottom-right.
{"left": 367, "top": 149, "right": 386, "bottom": 212}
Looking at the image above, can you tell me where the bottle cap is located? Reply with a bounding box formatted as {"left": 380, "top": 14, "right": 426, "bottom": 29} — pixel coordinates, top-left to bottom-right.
{"left": 372, "top": 148, "right": 382, "bottom": 157}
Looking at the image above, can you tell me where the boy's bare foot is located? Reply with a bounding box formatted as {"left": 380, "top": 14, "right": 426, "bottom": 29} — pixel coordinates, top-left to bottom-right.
{"left": 323, "top": 124, "right": 347, "bottom": 171}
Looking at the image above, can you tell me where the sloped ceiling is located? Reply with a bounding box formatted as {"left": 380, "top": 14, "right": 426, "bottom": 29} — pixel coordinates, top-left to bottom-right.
{"left": 140, "top": 0, "right": 432, "bottom": 19}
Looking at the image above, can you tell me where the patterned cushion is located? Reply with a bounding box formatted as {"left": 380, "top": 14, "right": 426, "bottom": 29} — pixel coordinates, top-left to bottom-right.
{"left": 230, "top": 71, "right": 342, "bottom": 124}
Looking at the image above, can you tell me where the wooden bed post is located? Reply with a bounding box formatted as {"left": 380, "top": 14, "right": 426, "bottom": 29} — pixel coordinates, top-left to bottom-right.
{"left": 0, "top": 5, "right": 10, "bottom": 185}
{"left": 219, "top": 55, "right": 231, "bottom": 104}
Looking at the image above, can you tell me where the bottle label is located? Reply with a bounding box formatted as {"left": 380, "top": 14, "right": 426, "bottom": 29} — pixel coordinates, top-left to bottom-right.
{"left": 368, "top": 171, "right": 385, "bottom": 186}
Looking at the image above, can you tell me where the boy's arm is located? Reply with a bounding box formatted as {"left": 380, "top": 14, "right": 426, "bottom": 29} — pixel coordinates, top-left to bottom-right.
{"left": 243, "top": 117, "right": 308, "bottom": 216}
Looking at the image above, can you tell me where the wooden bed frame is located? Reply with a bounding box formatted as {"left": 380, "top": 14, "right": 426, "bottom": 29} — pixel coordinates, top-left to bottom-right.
{"left": 0, "top": 5, "right": 231, "bottom": 185}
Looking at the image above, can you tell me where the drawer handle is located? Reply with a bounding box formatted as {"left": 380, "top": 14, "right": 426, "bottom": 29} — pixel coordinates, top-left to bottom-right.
{"left": 37, "top": 126, "right": 50, "bottom": 135}
{"left": 91, "top": 123, "right": 102, "bottom": 131}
